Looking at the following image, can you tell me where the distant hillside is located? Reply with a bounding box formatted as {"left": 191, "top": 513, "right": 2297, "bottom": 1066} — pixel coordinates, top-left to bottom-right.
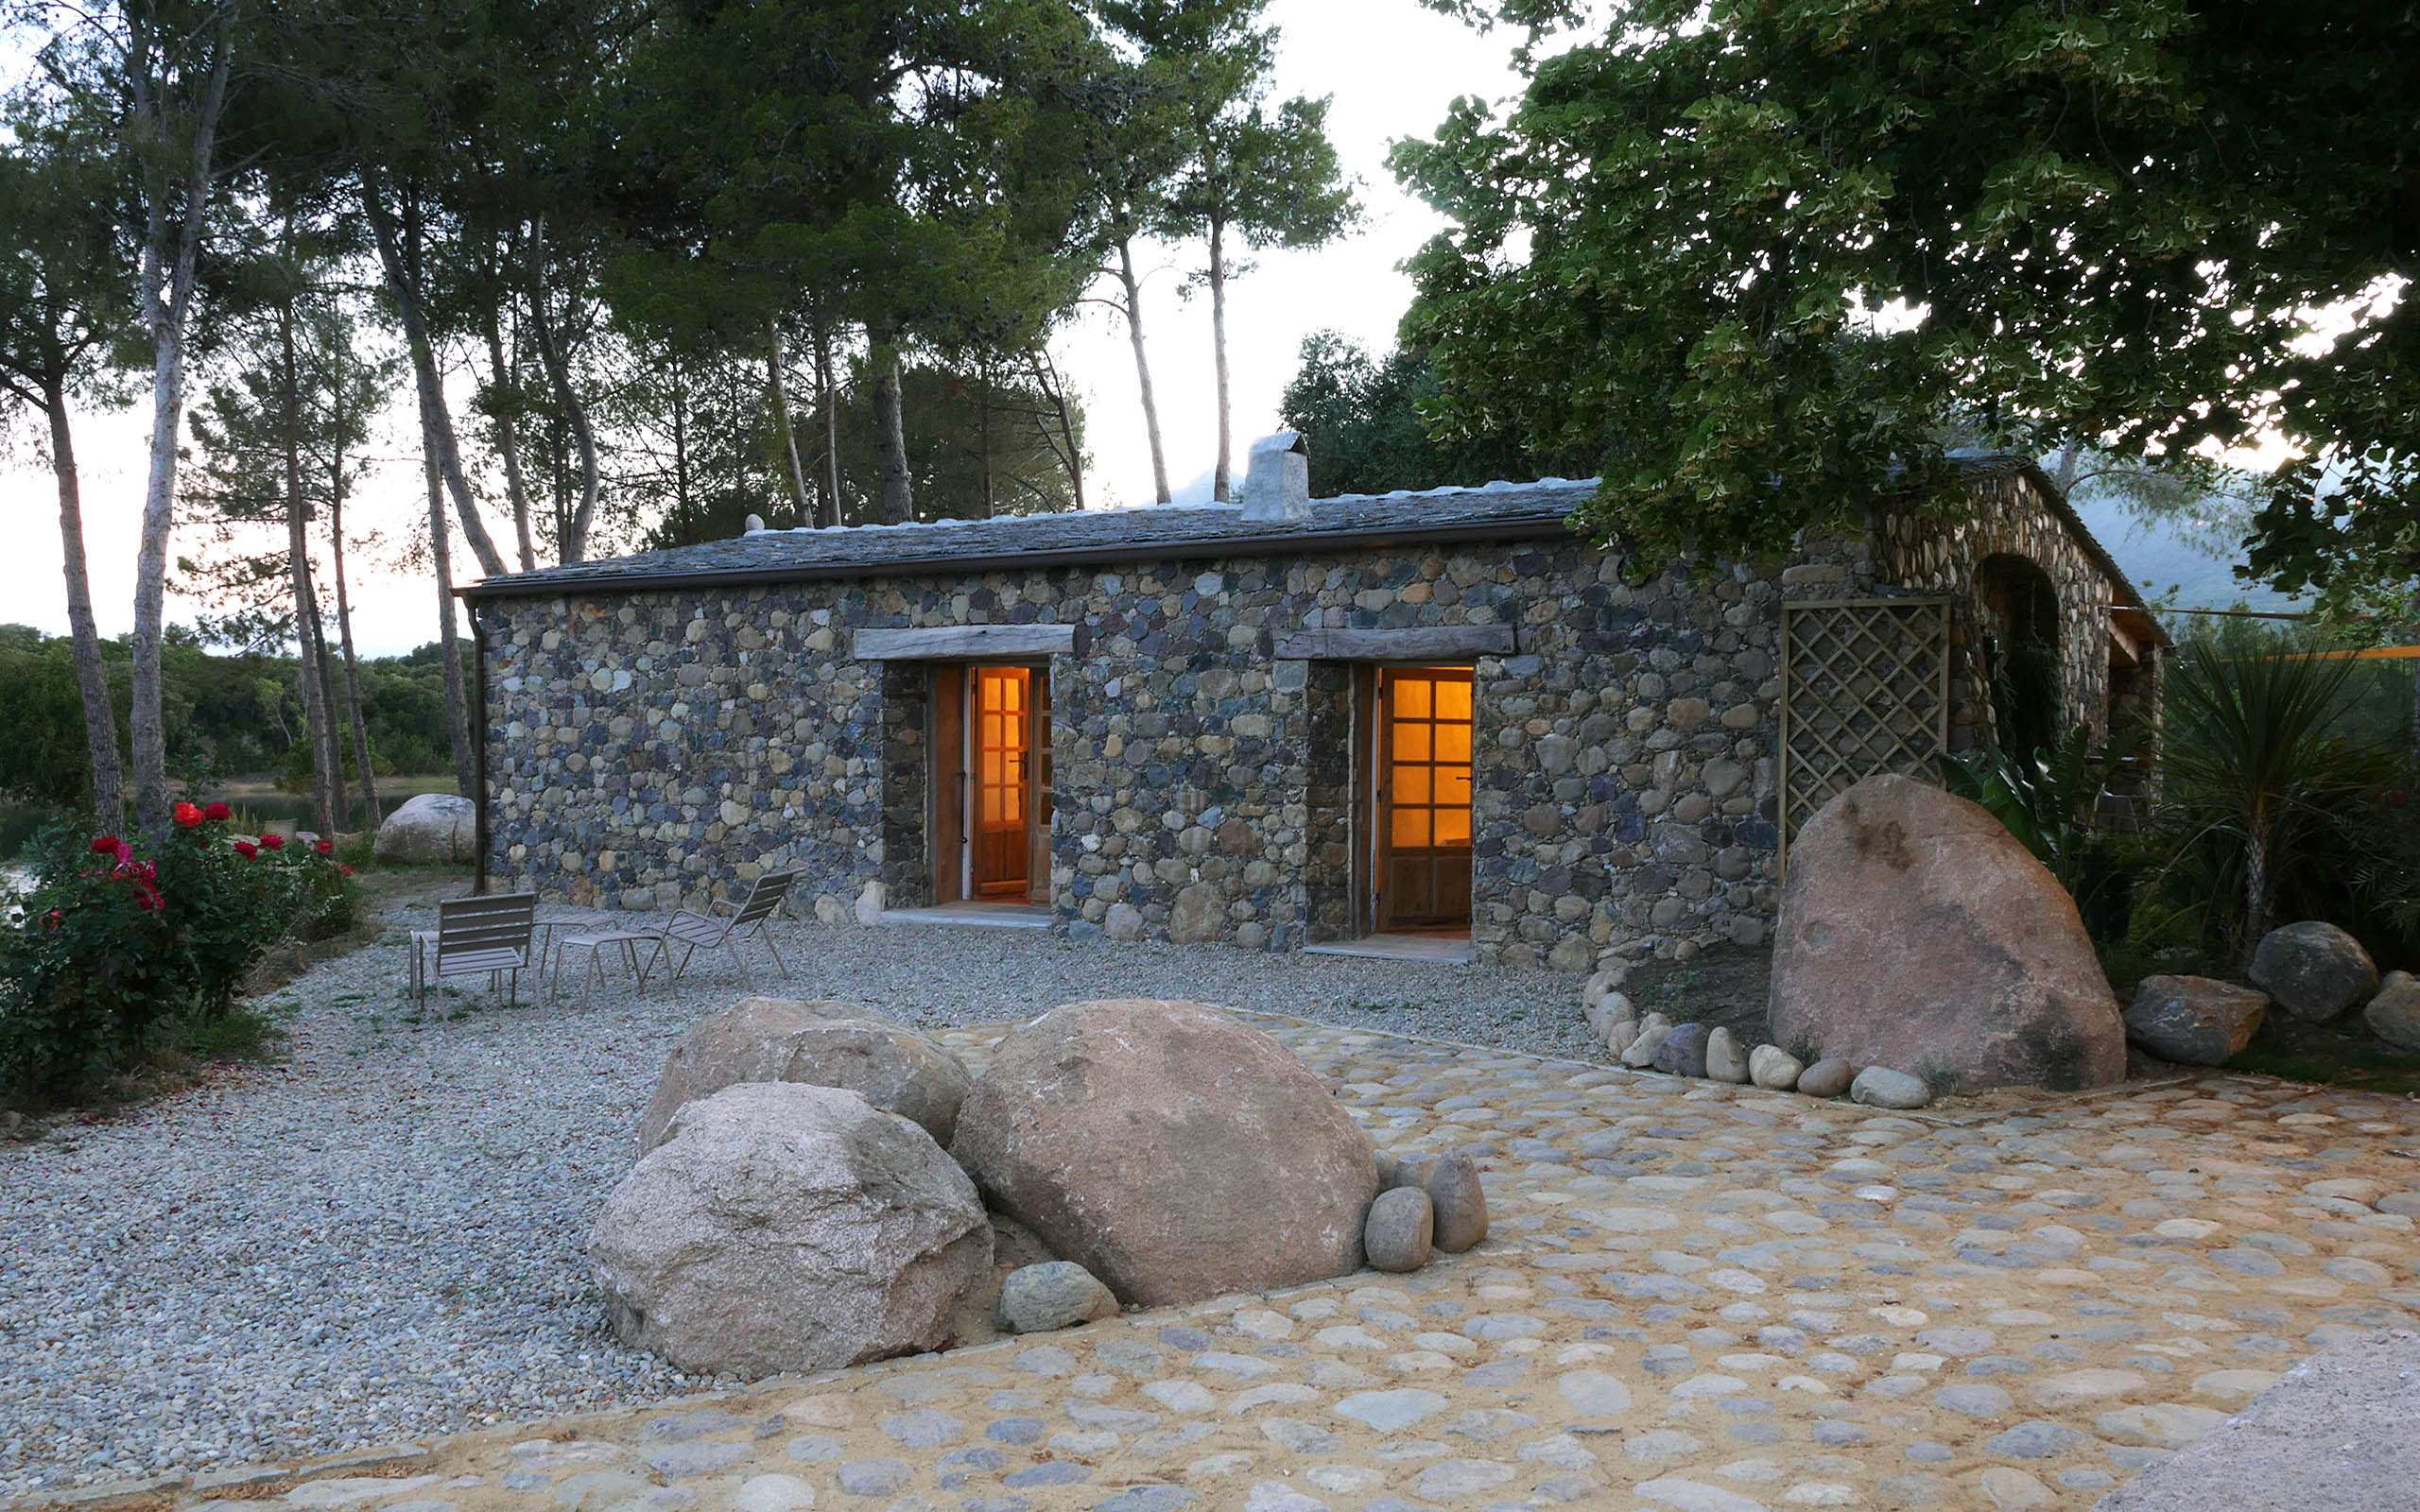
{"left": 2068, "top": 494, "right": 2308, "bottom": 615}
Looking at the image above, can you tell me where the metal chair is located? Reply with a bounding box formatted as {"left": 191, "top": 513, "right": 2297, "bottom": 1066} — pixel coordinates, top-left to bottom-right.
{"left": 640, "top": 871, "right": 798, "bottom": 987}
{"left": 408, "top": 894, "right": 538, "bottom": 1005}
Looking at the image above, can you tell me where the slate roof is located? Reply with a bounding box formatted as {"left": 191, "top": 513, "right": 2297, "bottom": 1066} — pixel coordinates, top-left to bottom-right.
{"left": 459, "top": 456, "right": 2157, "bottom": 635}
{"left": 460, "top": 479, "right": 1602, "bottom": 599}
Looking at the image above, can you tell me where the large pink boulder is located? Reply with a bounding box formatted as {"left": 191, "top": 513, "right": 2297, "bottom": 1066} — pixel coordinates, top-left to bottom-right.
{"left": 949, "top": 999, "right": 1378, "bottom": 1307}
{"left": 1769, "top": 775, "right": 2125, "bottom": 1092}
{"left": 635, "top": 997, "right": 970, "bottom": 1154}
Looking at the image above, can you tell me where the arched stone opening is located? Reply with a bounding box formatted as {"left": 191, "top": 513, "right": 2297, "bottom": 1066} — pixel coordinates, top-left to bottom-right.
{"left": 1977, "top": 552, "right": 2063, "bottom": 761}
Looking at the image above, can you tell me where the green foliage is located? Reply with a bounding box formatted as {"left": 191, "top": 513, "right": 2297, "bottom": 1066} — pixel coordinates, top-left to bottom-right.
{"left": 0, "top": 808, "right": 357, "bottom": 1102}
{"left": 1277, "top": 332, "right": 1593, "bottom": 497}
{"left": 2148, "top": 620, "right": 2409, "bottom": 964}
{"left": 1939, "top": 726, "right": 2142, "bottom": 895}
{"left": 1395, "top": 0, "right": 2420, "bottom": 602}
{"left": 0, "top": 625, "right": 460, "bottom": 809}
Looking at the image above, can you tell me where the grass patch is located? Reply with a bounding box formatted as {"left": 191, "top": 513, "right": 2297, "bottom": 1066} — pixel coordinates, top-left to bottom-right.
{"left": 2225, "top": 1034, "right": 2420, "bottom": 1095}
{"left": 177, "top": 1006, "right": 283, "bottom": 1063}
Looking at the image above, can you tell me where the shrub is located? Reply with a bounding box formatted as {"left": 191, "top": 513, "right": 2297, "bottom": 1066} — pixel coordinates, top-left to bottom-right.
{"left": 0, "top": 804, "right": 358, "bottom": 1102}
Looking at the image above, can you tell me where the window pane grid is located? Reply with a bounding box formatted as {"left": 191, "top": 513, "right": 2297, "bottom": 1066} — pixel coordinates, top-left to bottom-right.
{"left": 1387, "top": 670, "right": 1474, "bottom": 854}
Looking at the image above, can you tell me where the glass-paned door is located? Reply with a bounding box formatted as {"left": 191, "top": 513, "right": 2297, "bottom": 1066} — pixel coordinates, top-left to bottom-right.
{"left": 1375, "top": 667, "right": 1474, "bottom": 930}
{"left": 973, "top": 666, "right": 1030, "bottom": 897}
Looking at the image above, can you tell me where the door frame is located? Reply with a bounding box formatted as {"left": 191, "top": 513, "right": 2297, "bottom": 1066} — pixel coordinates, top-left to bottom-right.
{"left": 1352, "top": 662, "right": 1478, "bottom": 937}
{"left": 927, "top": 660, "right": 1052, "bottom": 907}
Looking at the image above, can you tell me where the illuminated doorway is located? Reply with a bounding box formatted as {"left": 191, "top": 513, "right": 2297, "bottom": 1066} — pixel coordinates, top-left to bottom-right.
{"left": 1370, "top": 667, "right": 1474, "bottom": 933}
{"left": 929, "top": 664, "right": 1051, "bottom": 906}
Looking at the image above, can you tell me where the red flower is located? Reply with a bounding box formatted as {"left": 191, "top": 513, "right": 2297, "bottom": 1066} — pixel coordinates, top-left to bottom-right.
{"left": 339, "top": 864, "right": 354, "bottom": 877}
{"left": 90, "top": 834, "right": 120, "bottom": 854}
{"left": 233, "top": 840, "right": 257, "bottom": 859}
{"left": 131, "top": 879, "right": 164, "bottom": 912}
{"left": 203, "top": 801, "right": 232, "bottom": 821}
{"left": 259, "top": 833, "right": 285, "bottom": 851}
{"left": 315, "top": 839, "right": 334, "bottom": 855}
{"left": 42, "top": 909, "right": 60, "bottom": 931}
{"left": 174, "top": 802, "right": 203, "bottom": 828}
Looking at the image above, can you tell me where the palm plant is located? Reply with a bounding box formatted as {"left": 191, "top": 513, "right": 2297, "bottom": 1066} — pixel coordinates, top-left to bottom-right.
{"left": 2157, "top": 621, "right": 2402, "bottom": 964}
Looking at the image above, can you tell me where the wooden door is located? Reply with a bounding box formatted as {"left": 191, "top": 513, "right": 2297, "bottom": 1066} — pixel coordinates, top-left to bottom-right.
{"left": 972, "top": 666, "right": 1030, "bottom": 897}
{"left": 930, "top": 664, "right": 968, "bottom": 904}
{"left": 1375, "top": 667, "right": 1474, "bottom": 930}
{"left": 1025, "top": 669, "right": 1051, "bottom": 904}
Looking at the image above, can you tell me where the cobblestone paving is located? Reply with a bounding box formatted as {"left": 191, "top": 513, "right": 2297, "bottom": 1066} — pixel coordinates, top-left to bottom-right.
{"left": 67, "top": 1018, "right": 2420, "bottom": 1512}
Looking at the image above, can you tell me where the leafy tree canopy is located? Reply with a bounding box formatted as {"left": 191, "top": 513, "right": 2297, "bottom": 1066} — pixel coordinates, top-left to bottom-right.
{"left": 1393, "top": 0, "right": 2419, "bottom": 609}
{"left": 1277, "top": 330, "right": 1591, "bottom": 496}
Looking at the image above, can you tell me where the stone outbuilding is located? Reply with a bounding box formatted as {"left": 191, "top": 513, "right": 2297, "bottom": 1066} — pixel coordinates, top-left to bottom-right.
{"left": 461, "top": 447, "right": 2166, "bottom": 970}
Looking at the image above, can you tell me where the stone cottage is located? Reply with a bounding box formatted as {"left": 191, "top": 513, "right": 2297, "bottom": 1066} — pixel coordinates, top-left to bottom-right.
{"left": 462, "top": 443, "right": 2166, "bottom": 970}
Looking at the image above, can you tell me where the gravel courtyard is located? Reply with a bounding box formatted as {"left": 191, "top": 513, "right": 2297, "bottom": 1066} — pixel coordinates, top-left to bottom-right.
{"left": 0, "top": 894, "right": 1587, "bottom": 1500}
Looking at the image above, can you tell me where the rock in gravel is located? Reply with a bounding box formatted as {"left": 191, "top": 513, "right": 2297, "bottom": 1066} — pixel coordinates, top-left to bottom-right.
{"left": 1770, "top": 774, "right": 2125, "bottom": 1092}
{"left": 1797, "top": 1057, "right": 1854, "bottom": 1098}
{"left": 1423, "top": 1151, "right": 1488, "bottom": 1254}
{"left": 2250, "top": 921, "right": 2378, "bottom": 1022}
{"left": 374, "top": 793, "right": 477, "bottom": 864}
{"left": 1621, "top": 1022, "right": 1671, "bottom": 1069}
{"left": 1748, "top": 1043, "right": 1802, "bottom": 1091}
{"left": 589, "top": 1082, "right": 991, "bottom": 1378}
{"left": 1651, "top": 1022, "right": 1711, "bottom": 1077}
{"left": 2366, "top": 972, "right": 2420, "bottom": 1052}
{"left": 1583, "top": 989, "right": 1634, "bottom": 1040}
{"left": 949, "top": 998, "right": 1377, "bottom": 1306}
{"left": 2125, "top": 976, "right": 2269, "bottom": 1065}
{"left": 994, "top": 1261, "right": 1118, "bottom": 1333}
{"left": 1363, "top": 1186, "right": 1434, "bottom": 1273}
{"left": 1851, "top": 1067, "right": 1932, "bottom": 1109}
{"left": 636, "top": 998, "right": 968, "bottom": 1153}
{"left": 1704, "top": 1026, "right": 1748, "bottom": 1083}
{"left": 1602, "top": 1018, "right": 1640, "bottom": 1057}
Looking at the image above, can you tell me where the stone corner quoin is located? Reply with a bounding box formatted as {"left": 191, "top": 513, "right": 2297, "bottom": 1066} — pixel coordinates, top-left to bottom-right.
{"left": 475, "top": 465, "right": 2151, "bottom": 971}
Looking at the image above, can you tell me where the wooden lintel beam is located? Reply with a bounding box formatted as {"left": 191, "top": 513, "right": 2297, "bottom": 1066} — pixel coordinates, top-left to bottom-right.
{"left": 1271, "top": 625, "right": 1518, "bottom": 661}
{"left": 853, "top": 624, "right": 1077, "bottom": 660}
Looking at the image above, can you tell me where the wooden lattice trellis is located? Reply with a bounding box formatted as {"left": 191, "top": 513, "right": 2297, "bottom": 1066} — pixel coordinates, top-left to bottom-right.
{"left": 1778, "top": 597, "right": 1952, "bottom": 869}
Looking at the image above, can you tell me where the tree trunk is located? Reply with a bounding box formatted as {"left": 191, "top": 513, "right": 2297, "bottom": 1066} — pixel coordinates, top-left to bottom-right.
{"left": 281, "top": 295, "right": 339, "bottom": 837}
{"left": 423, "top": 407, "right": 475, "bottom": 799}
{"left": 1031, "top": 352, "right": 1085, "bottom": 512}
{"left": 526, "top": 217, "right": 600, "bottom": 562}
{"left": 330, "top": 474, "right": 378, "bottom": 831}
{"left": 767, "top": 314, "right": 813, "bottom": 525}
{"left": 485, "top": 308, "right": 536, "bottom": 573}
{"left": 43, "top": 376, "right": 124, "bottom": 828}
{"left": 361, "top": 171, "right": 510, "bottom": 579}
{"left": 813, "top": 304, "right": 841, "bottom": 527}
{"left": 128, "top": 26, "right": 232, "bottom": 838}
{"left": 978, "top": 362, "right": 995, "bottom": 518}
{"left": 870, "top": 326, "right": 912, "bottom": 524}
{"left": 1116, "top": 238, "right": 1172, "bottom": 506}
{"left": 1208, "top": 216, "right": 1233, "bottom": 504}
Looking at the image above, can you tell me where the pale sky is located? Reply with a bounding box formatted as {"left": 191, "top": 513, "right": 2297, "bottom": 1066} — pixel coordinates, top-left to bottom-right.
{"left": 0, "top": 0, "right": 1525, "bottom": 657}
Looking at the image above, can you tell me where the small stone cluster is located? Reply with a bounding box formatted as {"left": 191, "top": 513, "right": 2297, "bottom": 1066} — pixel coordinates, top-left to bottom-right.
{"left": 2123, "top": 919, "right": 2411, "bottom": 1065}
{"left": 1360, "top": 1149, "right": 1490, "bottom": 1273}
{"left": 1579, "top": 970, "right": 1940, "bottom": 1109}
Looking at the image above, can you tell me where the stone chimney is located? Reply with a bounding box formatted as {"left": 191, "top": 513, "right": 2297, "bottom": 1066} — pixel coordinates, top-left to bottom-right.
{"left": 1238, "top": 432, "right": 1311, "bottom": 524}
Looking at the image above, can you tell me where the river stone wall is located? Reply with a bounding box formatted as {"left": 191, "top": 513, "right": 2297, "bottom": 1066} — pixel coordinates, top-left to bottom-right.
{"left": 479, "top": 469, "right": 2138, "bottom": 968}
